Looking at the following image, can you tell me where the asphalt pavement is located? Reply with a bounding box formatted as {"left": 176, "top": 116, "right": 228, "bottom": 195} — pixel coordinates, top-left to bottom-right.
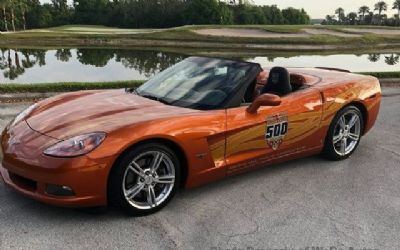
{"left": 0, "top": 87, "right": 399, "bottom": 250}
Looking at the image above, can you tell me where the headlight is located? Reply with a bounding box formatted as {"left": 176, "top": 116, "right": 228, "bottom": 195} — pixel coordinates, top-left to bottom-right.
{"left": 43, "top": 132, "right": 106, "bottom": 157}
{"left": 10, "top": 103, "right": 37, "bottom": 127}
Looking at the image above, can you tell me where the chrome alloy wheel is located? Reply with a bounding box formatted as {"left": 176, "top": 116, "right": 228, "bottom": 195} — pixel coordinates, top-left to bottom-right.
{"left": 122, "top": 151, "right": 175, "bottom": 210}
{"left": 332, "top": 110, "right": 361, "bottom": 156}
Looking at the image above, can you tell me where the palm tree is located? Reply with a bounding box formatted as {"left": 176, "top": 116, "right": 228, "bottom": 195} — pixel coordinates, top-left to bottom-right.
{"left": 8, "top": 0, "right": 16, "bottom": 31}
{"left": 393, "top": 0, "right": 400, "bottom": 16}
{"left": 374, "top": 1, "right": 388, "bottom": 24}
{"left": 0, "top": 0, "right": 8, "bottom": 31}
{"left": 325, "top": 15, "right": 334, "bottom": 24}
{"left": 348, "top": 12, "right": 358, "bottom": 25}
{"left": 335, "top": 7, "right": 345, "bottom": 23}
{"left": 16, "top": 0, "right": 28, "bottom": 30}
{"left": 359, "top": 5, "right": 370, "bottom": 22}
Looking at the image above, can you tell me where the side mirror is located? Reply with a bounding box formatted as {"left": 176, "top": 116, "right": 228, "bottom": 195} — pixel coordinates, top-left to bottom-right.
{"left": 246, "top": 94, "right": 281, "bottom": 114}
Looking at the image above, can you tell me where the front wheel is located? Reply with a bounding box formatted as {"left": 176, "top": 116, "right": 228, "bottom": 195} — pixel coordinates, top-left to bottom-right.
{"left": 322, "top": 105, "right": 364, "bottom": 161}
{"left": 108, "top": 143, "right": 180, "bottom": 216}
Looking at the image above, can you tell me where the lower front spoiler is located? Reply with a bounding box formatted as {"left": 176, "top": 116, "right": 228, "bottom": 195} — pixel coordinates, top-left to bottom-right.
{"left": 0, "top": 163, "right": 105, "bottom": 208}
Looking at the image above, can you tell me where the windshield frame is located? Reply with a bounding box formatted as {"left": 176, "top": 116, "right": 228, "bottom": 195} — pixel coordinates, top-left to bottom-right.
{"left": 135, "top": 56, "right": 262, "bottom": 110}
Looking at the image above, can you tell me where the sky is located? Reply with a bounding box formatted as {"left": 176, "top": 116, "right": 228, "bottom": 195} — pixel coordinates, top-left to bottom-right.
{"left": 41, "top": 0, "right": 399, "bottom": 19}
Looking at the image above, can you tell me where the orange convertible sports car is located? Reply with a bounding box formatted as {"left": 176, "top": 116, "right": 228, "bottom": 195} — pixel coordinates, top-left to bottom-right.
{"left": 0, "top": 57, "right": 381, "bottom": 215}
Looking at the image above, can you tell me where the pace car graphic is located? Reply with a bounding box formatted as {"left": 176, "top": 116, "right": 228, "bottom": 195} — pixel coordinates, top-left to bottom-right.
{"left": 265, "top": 112, "right": 289, "bottom": 150}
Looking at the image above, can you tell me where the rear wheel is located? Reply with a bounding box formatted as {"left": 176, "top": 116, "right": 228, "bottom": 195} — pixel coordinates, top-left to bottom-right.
{"left": 108, "top": 143, "right": 180, "bottom": 216}
{"left": 322, "top": 105, "right": 364, "bottom": 160}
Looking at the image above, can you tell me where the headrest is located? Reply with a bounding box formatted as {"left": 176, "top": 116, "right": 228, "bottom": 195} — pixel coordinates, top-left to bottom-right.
{"left": 261, "top": 67, "right": 292, "bottom": 96}
{"left": 290, "top": 73, "right": 306, "bottom": 86}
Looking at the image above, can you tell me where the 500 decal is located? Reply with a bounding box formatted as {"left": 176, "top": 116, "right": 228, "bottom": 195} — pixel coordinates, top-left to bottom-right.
{"left": 265, "top": 121, "right": 288, "bottom": 139}
{"left": 265, "top": 113, "right": 289, "bottom": 150}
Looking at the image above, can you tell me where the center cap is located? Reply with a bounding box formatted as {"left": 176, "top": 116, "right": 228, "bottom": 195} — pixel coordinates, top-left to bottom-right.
{"left": 144, "top": 176, "right": 153, "bottom": 185}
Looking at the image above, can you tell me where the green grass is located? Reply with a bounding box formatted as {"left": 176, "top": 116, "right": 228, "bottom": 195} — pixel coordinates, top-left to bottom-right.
{"left": 0, "top": 80, "right": 146, "bottom": 93}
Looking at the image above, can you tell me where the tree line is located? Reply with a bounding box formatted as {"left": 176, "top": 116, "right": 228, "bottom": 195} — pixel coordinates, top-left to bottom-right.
{"left": 0, "top": 0, "right": 310, "bottom": 31}
{"left": 323, "top": 1, "right": 400, "bottom": 26}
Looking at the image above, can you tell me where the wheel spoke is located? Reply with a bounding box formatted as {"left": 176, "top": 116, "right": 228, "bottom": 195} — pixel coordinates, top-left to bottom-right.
{"left": 155, "top": 175, "right": 175, "bottom": 184}
{"left": 147, "top": 186, "right": 157, "bottom": 207}
{"left": 348, "top": 114, "right": 359, "bottom": 129}
{"left": 339, "top": 116, "right": 346, "bottom": 129}
{"left": 348, "top": 133, "right": 359, "bottom": 141}
{"left": 125, "top": 183, "right": 145, "bottom": 199}
{"left": 340, "top": 138, "right": 347, "bottom": 154}
{"left": 129, "top": 161, "right": 146, "bottom": 177}
{"left": 333, "top": 134, "right": 342, "bottom": 143}
{"left": 151, "top": 153, "right": 164, "bottom": 173}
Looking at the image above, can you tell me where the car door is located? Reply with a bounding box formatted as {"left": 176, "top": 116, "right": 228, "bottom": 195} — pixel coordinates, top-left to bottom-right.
{"left": 224, "top": 88, "right": 324, "bottom": 176}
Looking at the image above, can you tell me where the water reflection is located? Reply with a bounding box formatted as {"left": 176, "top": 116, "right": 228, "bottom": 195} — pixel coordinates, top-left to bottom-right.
{"left": 114, "top": 50, "right": 187, "bottom": 77}
{"left": 55, "top": 49, "right": 72, "bottom": 62}
{"left": 0, "top": 48, "right": 399, "bottom": 84}
{"left": 250, "top": 52, "right": 400, "bottom": 74}
{"left": 384, "top": 54, "right": 400, "bottom": 65}
{"left": 368, "top": 54, "right": 381, "bottom": 62}
{"left": 0, "top": 48, "right": 186, "bottom": 83}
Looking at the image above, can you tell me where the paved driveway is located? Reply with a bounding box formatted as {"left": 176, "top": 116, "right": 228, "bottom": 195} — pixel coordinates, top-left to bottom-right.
{"left": 0, "top": 88, "right": 399, "bottom": 250}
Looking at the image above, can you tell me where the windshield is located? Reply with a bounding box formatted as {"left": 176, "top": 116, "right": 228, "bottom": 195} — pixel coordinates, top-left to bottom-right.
{"left": 136, "top": 57, "right": 259, "bottom": 110}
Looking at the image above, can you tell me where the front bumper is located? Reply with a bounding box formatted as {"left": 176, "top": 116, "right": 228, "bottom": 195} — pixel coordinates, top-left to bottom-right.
{"left": 0, "top": 121, "right": 110, "bottom": 207}
{"left": 0, "top": 161, "right": 107, "bottom": 207}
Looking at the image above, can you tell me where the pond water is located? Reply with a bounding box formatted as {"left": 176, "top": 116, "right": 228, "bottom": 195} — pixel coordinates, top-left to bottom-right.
{"left": 0, "top": 48, "right": 399, "bottom": 84}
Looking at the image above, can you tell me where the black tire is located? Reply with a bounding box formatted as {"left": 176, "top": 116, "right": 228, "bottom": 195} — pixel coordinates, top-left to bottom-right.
{"left": 322, "top": 105, "right": 364, "bottom": 161}
{"left": 108, "top": 142, "right": 181, "bottom": 216}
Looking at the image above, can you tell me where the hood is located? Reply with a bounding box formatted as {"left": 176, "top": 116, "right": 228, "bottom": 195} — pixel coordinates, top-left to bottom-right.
{"left": 26, "top": 89, "right": 196, "bottom": 139}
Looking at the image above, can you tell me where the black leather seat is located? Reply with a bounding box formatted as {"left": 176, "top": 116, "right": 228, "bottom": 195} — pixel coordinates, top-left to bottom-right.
{"left": 260, "top": 67, "right": 292, "bottom": 96}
